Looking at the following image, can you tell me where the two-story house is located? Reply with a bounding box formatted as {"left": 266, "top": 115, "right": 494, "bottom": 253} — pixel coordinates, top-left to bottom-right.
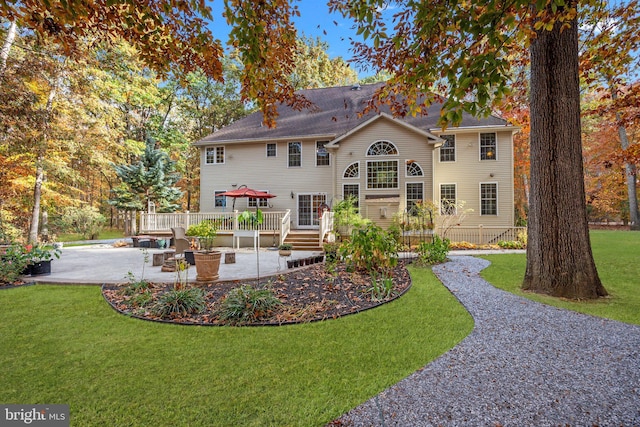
{"left": 194, "top": 83, "right": 517, "bottom": 243}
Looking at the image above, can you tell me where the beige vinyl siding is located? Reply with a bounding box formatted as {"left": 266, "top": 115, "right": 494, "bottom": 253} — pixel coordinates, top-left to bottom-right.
{"left": 433, "top": 130, "right": 514, "bottom": 227}
{"left": 332, "top": 118, "right": 435, "bottom": 213}
{"left": 199, "top": 140, "right": 333, "bottom": 227}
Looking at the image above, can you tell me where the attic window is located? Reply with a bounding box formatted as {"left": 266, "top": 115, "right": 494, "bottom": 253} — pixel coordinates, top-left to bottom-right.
{"left": 367, "top": 140, "right": 398, "bottom": 156}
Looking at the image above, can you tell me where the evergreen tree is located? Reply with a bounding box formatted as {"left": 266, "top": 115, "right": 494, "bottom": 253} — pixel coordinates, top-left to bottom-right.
{"left": 109, "top": 139, "right": 183, "bottom": 212}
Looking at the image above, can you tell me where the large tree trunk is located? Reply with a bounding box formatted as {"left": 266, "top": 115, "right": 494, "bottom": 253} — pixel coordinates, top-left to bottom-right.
{"left": 523, "top": 8, "right": 607, "bottom": 299}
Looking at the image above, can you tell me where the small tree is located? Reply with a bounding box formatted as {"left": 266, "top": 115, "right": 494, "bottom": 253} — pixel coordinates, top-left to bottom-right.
{"left": 109, "top": 138, "right": 183, "bottom": 213}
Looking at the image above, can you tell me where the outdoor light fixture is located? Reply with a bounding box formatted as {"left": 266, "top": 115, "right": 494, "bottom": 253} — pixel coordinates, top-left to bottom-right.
{"left": 290, "top": 191, "right": 294, "bottom": 199}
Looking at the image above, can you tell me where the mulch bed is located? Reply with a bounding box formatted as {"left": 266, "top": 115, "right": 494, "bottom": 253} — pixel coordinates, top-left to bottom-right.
{"left": 102, "top": 260, "right": 412, "bottom": 326}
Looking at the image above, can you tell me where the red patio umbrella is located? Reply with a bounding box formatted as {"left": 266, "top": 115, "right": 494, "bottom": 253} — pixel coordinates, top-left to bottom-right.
{"left": 219, "top": 186, "right": 276, "bottom": 211}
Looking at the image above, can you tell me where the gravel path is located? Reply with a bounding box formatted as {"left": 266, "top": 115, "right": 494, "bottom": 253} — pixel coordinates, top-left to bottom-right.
{"left": 334, "top": 256, "right": 640, "bottom": 426}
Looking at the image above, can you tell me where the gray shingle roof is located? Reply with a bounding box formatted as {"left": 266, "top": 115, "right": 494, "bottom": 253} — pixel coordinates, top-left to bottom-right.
{"left": 195, "top": 83, "right": 511, "bottom": 145}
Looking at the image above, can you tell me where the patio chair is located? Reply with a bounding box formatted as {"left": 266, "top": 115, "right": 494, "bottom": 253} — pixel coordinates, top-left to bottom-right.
{"left": 171, "top": 227, "right": 190, "bottom": 255}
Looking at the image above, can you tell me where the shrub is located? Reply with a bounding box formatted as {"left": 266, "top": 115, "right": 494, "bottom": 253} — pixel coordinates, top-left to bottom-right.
{"left": 57, "top": 205, "right": 105, "bottom": 240}
{"left": 416, "top": 235, "right": 450, "bottom": 265}
{"left": 0, "top": 244, "right": 30, "bottom": 284}
{"left": 151, "top": 287, "right": 206, "bottom": 318}
{"left": 217, "top": 285, "right": 281, "bottom": 323}
{"left": 339, "top": 223, "right": 398, "bottom": 275}
{"left": 332, "top": 196, "right": 369, "bottom": 239}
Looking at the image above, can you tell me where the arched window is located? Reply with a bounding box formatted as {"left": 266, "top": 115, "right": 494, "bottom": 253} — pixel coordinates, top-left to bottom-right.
{"left": 406, "top": 161, "right": 423, "bottom": 177}
{"left": 343, "top": 162, "right": 359, "bottom": 178}
{"left": 367, "top": 140, "right": 398, "bottom": 156}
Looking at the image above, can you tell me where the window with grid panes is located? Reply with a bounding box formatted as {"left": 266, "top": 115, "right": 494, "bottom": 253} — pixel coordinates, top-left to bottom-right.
{"left": 288, "top": 142, "right": 301, "bottom": 167}
{"left": 316, "top": 141, "right": 330, "bottom": 166}
{"left": 205, "top": 146, "right": 225, "bottom": 164}
{"left": 343, "top": 162, "right": 359, "bottom": 178}
{"left": 440, "top": 184, "right": 456, "bottom": 215}
{"left": 367, "top": 160, "right": 398, "bottom": 189}
{"left": 406, "top": 182, "right": 423, "bottom": 212}
{"left": 440, "top": 135, "right": 455, "bottom": 162}
{"left": 266, "top": 143, "right": 276, "bottom": 157}
{"left": 343, "top": 184, "right": 359, "bottom": 207}
{"left": 480, "top": 133, "right": 496, "bottom": 160}
{"left": 481, "top": 183, "right": 498, "bottom": 215}
{"left": 214, "top": 190, "right": 226, "bottom": 208}
{"left": 406, "top": 161, "right": 423, "bottom": 177}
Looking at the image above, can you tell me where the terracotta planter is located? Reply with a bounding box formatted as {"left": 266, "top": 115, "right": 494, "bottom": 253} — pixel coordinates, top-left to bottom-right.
{"left": 194, "top": 251, "right": 221, "bottom": 283}
{"left": 279, "top": 249, "right": 291, "bottom": 257}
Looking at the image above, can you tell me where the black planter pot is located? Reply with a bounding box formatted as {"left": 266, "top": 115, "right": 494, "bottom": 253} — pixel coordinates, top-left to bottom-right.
{"left": 31, "top": 260, "right": 51, "bottom": 276}
{"left": 21, "top": 264, "right": 32, "bottom": 276}
{"left": 184, "top": 251, "right": 196, "bottom": 265}
{"left": 287, "top": 260, "right": 294, "bottom": 269}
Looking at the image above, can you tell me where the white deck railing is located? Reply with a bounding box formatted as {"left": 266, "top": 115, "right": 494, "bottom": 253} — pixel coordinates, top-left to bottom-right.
{"left": 139, "top": 210, "right": 291, "bottom": 235}
{"left": 437, "top": 225, "right": 526, "bottom": 245}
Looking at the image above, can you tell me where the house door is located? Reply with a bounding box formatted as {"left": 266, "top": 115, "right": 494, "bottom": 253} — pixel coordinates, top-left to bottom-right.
{"left": 297, "top": 193, "right": 327, "bottom": 228}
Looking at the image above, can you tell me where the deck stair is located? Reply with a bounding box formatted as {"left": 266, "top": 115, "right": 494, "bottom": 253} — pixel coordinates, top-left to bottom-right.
{"left": 284, "top": 230, "right": 323, "bottom": 251}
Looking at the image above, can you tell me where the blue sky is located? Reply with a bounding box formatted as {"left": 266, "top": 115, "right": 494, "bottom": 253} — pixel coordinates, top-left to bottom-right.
{"left": 207, "top": 1, "right": 372, "bottom": 76}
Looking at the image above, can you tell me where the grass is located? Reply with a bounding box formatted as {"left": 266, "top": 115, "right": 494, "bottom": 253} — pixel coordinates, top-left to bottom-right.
{"left": 57, "top": 228, "right": 126, "bottom": 243}
{"left": 481, "top": 230, "right": 640, "bottom": 325}
{"left": 0, "top": 265, "right": 473, "bottom": 426}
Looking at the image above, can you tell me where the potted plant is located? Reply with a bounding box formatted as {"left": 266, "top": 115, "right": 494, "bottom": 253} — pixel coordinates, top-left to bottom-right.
{"left": 278, "top": 243, "right": 292, "bottom": 257}
{"left": 186, "top": 220, "right": 221, "bottom": 283}
{"left": 26, "top": 244, "right": 62, "bottom": 276}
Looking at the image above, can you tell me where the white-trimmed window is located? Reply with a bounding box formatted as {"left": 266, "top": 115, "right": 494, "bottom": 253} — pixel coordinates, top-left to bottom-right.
{"left": 406, "top": 160, "right": 423, "bottom": 177}
{"left": 440, "top": 183, "right": 457, "bottom": 215}
{"left": 266, "top": 143, "right": 277, "bottom": 157}
{"left": 480, "top": 183, "right": 498, "bottom": 215}
{"left": 248, "top": 190, "right": 270, "bottom": 208}
{"left": 406, "top": 182, "right": 424, "bottom": 213}
{"left": 440, "top": 135, "right": 456, "bottom": 162}
{"left": 205, "top": 146, "right": 225, "bottom": 164}
{"left": 343, "top": 184, "right": 360, "bottom": 207}
{"left": 480, "top": 133, "right": 497, "bottom": 160}
{"left": 367, "top": 140, "right": 398, "bottom": 156}
{"left": 214, "top": 190, "right": 227, "bottom": 208}
{"left": 316, "top": 141, "right": 330, "bottom": 166}
{"left": 288, "top": 142, "right": 301, "bottom": 167}
{"left": 343, "top": 162, "right": 359, "bottom": 178}
{"left": 367, "top": 160, "right": 398, "bottom": 189}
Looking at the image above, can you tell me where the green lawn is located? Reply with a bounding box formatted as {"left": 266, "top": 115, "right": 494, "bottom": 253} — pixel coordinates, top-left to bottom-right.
{"left": 481, "top": 230, "right": 640, "bottom": 325}
{"left": 0, "top": 265, "right": 472, "bottom": 427}
{"left": 57, "top": 228, "right": 126, "bottom": 242}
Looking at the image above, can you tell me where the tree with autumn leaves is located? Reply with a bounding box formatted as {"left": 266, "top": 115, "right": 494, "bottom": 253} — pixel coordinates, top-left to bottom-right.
{"left": 1, "top": 0, "right": 639, "bottom": 300}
